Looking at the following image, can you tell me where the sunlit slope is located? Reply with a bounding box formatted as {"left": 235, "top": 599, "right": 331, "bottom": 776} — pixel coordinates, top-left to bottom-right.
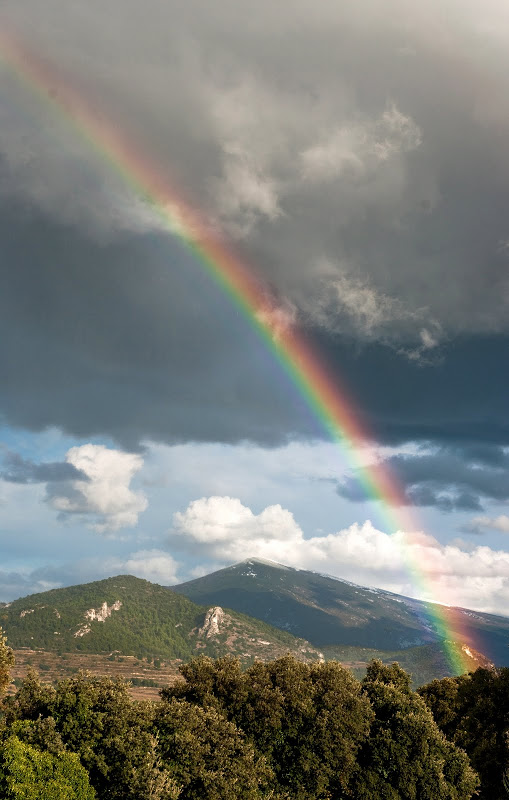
{"left": 174, "top": 559, "right": 509, "bottom": 666}
{"left": 0, "top": 575, "right": 322, "bottom": 664}
{"left": 325, "top": 641, "right": 492, "bottom": 688}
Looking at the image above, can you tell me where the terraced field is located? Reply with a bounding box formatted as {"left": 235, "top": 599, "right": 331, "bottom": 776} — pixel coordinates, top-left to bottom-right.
{"left": 8, "top": 649, "right": 182, "bottom": 701}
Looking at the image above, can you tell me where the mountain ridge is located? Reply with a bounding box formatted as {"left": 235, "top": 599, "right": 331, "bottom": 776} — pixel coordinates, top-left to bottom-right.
{"left": 0, "top": 564, "right": 504, "bottom": 686}
{"left": 174, "top": 558, "right": 509, "bottom": 666}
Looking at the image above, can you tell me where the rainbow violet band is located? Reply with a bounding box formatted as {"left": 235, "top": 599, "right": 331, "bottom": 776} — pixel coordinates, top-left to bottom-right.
{"left": 0, "top": 26, "right": 475, "bottom": 675}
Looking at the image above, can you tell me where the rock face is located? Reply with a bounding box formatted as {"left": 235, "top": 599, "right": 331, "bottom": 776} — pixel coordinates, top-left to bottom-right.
{"left": 75, "top": 600, "right": 122, "bottom": 638}
{"left": 85, "top": 600, "right": 123, "bottom": 623}
{"left": 199, "top": 607, "right": 225, "bottom": 638}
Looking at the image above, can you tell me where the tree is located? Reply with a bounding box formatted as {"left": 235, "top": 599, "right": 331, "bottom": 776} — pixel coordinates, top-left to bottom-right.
{"left": 5, "top": 671, "right": 177, "bottom": 800}
{"left": 163, "top": 654, "right": 373, "bottom": 799}
{"left": 165, "top": 655, "right": 246, "bottom": 713}
{"left": 354, "top": 661, "right": 479, "bottom": 800}
{"left": 420, "top": 667, "right": 509, "bottom": 800}
{"left": 3, "top": 670, "right": 55, "bottom": 725}
{"left": 0, "top": 734, "right": 96, "bottom": 800}
{"left": 155, "top": 697, "right": 270, "bottom": 800}
{"left": 54, "top": 673, "right": 176, "bottom": 800}
{"left": 2, "top": 653, "right": 483, "bottom": 800}
{"left": 0, "top": 627, "right": 14, "bottom": 699}
{"left": 418, "top": 675, "right": 466, "bottom": 741}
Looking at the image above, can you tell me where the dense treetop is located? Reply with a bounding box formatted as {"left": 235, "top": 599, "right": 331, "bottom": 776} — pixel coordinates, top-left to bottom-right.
{"left": 0, "top": 627, "right": 490, "bottom": 799}
{"left": 420, "top": 666, "right": 509, "bottom": 800}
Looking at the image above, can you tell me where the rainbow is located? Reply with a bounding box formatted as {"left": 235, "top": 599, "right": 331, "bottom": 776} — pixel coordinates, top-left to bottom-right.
{"left": 0, "top": 27, "right": 477, "bottom": 674}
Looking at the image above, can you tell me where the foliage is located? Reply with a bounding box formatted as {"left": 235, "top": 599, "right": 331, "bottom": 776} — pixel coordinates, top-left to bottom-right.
{"left": 164, "top": 656, "right": 383, "bottom": 798}
{"left": 354, "top": 661, "right": 478, "bottom": 800}
{"left": 0, "top": 734, "right": 95, "bottom": 800}
{"left": 0, "top": 626, "right": 15, "bottom": 698}
{"left": 420, "top": 667, "right": 509, "bottom": 800}
{"left": 0, "top": 577, "right": 203, "bottom": 660}
{"left": 155, "top": 698, "right": 270, "bottom": 799}
{"left": 3, "top": 669, "right": 56, "bottom": 724}
{"left": 0, "top": 623, "right": 483, "bottom": 800}
{"left": 0, "top": 575, "right": 320, "bottom": 664}
{"left": 3, "top": 671, "right": 179, "bottom": 800}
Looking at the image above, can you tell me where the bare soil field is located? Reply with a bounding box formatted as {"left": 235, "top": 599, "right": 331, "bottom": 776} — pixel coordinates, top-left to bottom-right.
{"left": 8, "top": 649, "right": 183, "bottom": 701}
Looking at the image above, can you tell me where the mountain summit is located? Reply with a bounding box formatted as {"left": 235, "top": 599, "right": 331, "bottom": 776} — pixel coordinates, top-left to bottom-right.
{"left": 174, "top": 558, "right": 509, "bottom": 666}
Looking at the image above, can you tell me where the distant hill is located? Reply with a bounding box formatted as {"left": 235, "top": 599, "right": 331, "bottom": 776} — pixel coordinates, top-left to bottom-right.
{"left": 325, "top": 641, "right": 492, "bottom": 688}
{"left": 0, "top": 575, "right": 322, "bottom": 665}
{"left": 1, "top": 566, "right": 504, "bottom": 687}
{"left": 174, "top": 558, "right": 509, "bottom": 667}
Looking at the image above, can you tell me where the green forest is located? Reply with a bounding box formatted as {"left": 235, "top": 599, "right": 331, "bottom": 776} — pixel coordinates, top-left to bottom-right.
{"left": 1, "top": 627, "right": 508, "bottom": 799}
{"left": 0, "top": 576, "right": 321, "bottom": 666}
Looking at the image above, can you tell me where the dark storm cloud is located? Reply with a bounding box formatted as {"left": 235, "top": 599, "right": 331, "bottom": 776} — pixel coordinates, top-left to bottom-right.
{"left": 0, "top": 451, "right": 86, "bottom": 484}
{"left": 0, "top": 196, "right": 318, "bottom": 448}
{"left": 2, "top": 0, "right": 509, "bottom": 451}
{"left": 3, "top": 0, "right": 509, "bottom": 347}
{"left": 337, "top": 447, "right": 509, "bottom": 512}
{"left": 1, "top": 191, "right": 509, "bottom": 451}
{"left": 315, "top": 332, "right": 509, "bottom": 447}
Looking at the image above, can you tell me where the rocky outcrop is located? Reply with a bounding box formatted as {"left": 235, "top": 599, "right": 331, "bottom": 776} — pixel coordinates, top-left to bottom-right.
{"left": 74, "top": 600, "right": 122, "bottom": 638}
{"left": 199, "top": 606, "right": 225, "bottom": 638}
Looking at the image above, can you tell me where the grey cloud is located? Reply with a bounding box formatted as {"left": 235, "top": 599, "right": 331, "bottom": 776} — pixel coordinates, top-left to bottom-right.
{"left": 0, "top": 569, "right": 55, "bottom": 603}
{"left": 337, "top": 447, "right": 509, "bottom": 512}
{"left": 3, "top": 0, "right": 509, "bottom": 348}
{"left": 0, "top": 451, "right": 86, "bottom": 484}
{"left": 0, "top": 562, "right": 111, "bottom": 602}
{"left": 0, "top": 194, "right": 323, "bottom": 448}
{"left": 2, "top": 194, "right": 509, "bottom": 450}
{"left": 0, "top": 554, "right": 181, "bottom": 602}
{"left": 2, "top": 0, "right": 509, "bottom": 448}
{"left": 466, "top": 515, "right": 509, "bottom": 535}
{"left": 406, "top": 486, "right": 482, "bottom": 513}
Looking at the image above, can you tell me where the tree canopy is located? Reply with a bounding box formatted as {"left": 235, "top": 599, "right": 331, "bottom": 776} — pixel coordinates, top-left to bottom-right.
{"left": 420, "top": 666, "right": 509, "bottom": 800}
{"left": 0, "top": 640, "right": 483, "bottom": 800}
{"left": 0, "top": 627, "right": 14, "bottom": 700}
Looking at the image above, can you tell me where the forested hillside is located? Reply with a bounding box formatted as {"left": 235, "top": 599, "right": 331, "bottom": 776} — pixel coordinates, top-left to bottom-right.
{"left": 1, "top": 570, "right": 498, "bottom": 688}
{"left": 0, "top": 575, "right": 321, "bottom": 665}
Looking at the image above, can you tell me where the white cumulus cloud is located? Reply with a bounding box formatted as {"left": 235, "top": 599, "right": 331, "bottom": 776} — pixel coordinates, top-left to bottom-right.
{"left": 171, "top": 495, "right": 509, "bottom": 614}
{"left": 117, "top": 549, "right": 180, "bottom": 584}
{"left": 174, "top": 495, "right": 302, "bottom": 548}
{"left": 48, "top": 444, "right": 147, "bottom": 533}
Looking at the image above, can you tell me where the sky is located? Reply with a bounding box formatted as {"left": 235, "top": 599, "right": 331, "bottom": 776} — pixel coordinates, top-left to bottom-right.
{"left": 2, "top": 0, "right": 509, "bottom": 613}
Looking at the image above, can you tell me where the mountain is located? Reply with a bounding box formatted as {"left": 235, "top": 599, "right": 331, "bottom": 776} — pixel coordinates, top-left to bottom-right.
{"left": 174, "top": 558, "right": 509, "bottom": 667}
{"left": 0, "top": 575, "right": 322, "bottom": 665}
{"left": 1, "top": 566, "right": 505, "bottom": 687}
